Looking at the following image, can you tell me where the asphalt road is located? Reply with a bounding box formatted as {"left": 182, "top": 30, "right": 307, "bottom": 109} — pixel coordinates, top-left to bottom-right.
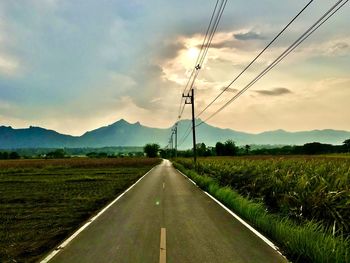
{"left": 46, "top": 159, "right": 287, "bottom": 263}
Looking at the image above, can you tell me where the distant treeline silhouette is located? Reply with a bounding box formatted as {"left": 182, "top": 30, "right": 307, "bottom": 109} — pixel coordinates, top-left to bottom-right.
{"left": 0, "top": 151, "right": 20, "bottom": 159}
{"left": 161, "top": 139, "right": 350, "bottom": 158}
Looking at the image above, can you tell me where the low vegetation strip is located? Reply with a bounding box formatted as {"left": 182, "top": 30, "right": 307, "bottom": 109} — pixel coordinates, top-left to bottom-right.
{"left": 0, "top": 157, "right": 160, "bottom": 263}
{"left": 173, "top": 159, "right": 350, "bottom": 263}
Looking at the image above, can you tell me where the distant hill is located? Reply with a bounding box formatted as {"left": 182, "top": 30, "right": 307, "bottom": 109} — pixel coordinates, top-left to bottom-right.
{"left": 1, "top": 119, "right": 349, "bottom": 149}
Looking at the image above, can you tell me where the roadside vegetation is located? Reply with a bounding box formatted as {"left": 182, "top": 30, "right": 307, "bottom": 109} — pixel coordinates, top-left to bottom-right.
{"left": 144, "top": 143, "right": 160, "bottom": 157}
{"left": 0, "top": 157, "right": 160, "bottom": 263}
{"left": 162, "top": 139, "right": 350, "bottom": 158}
{"left": 0, "top": 147, "right": 145, "bottom": 159}
{"left": 173, "top": 156, "right": 350, "bottom": 263}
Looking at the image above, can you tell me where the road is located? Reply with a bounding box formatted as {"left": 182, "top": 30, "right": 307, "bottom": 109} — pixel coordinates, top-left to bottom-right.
{"left": 46, "top": 159, "right": 287, "bottom": 263}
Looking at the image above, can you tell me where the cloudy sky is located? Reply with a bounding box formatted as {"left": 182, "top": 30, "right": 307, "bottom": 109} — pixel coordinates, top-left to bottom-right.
{"left": 0, "top": 0, "right": 349, "bottom": 135}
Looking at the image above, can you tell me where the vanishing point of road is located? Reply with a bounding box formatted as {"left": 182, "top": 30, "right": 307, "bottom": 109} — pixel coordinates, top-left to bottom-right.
{"left": 44, "top": 159, "right": 287, "bottom": 263}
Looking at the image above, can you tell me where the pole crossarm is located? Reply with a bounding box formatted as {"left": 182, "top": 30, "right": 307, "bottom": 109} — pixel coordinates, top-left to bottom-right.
{"left": 181, "top": 90, "right": 197, "bottom": 163}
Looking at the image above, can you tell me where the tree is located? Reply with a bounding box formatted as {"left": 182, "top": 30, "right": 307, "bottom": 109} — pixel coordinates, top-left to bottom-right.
{"left": 144, "top": 144, "right": 160, "bottom": 158}
{"left": 343, "top": 139, "right": 350, "bottom": 152}
{"left": 0, "top": 152, "right": 9, "bottom": 159}
{"left": 302, "top": 142, "right": 332, "bottom": 155}
{"left": 245, "top": 145, "right": 251, "bottom": 155}
{"left": 46, "top": 149, "right": 65, "bottom": 159}
{"left": 196, "top": 143, "right": 207, "bottom": 157}
{"left": 9, "top": 152, "right": 20, "bottom": 159}
{"left": 215, "top": 142, "right": 225, "bottom": 156}
{"left": 224, "top": 140, "right": 238, "bottom": 156}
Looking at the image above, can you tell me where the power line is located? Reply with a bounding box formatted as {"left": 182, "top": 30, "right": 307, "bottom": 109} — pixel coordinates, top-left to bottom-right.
{"left": 196, "top": 0, "right": 314, "bottom": 119}
{"left": 197, "top": 0, "right": 227, "bottom": 68}
{"left": 197, "top": 0, "right": 348, "bottom": 126}
{"left": 184, "top": 0, "right": 227, "bottom": 96}
{"left": 170, "top": 0, "right": 227, "bottom": 151}
{"left": 177, "top": 0, "right": 220, "bottom": 120}
{"left": 177, "top": 2, "right": 229, "bottom": 158}
{"left": 178, "top": 126, "right": 193, "bottom": 147}
{"left": 177, "top": 0, "right": 227, "bottom": 121}
{"left": 182, "top": 0, "right": 220, "bottom": 94}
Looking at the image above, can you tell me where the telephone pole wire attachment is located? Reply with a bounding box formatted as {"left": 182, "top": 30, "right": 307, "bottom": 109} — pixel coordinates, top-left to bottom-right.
{"left": 182, "top": 89, "right": 197, "bottom": 164}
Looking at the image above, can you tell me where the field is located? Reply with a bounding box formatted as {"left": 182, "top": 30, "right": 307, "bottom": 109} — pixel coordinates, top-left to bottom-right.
{"left": 0, "top": 157, "right": 160, "bottom": 263}
{"left": 174, "top": 156, "right": 350, "bottom": 262}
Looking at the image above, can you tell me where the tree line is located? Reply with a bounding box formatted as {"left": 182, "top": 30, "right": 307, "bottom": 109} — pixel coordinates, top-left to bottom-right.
{"left": 0, "top": 151, "right": 20, "bottom": 159}
{"left": 160, "top": 139, "right": 350, "bottom": 158}
{"left": 1, "top": 139, "right": 349, "bottom": 159}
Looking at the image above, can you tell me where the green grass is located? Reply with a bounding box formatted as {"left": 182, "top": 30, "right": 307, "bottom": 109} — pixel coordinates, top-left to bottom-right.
{"left": 0, "top": 158, "right": 160, "bottom": 263}
{"left": 176, "top": 156, "right": 350, "bottom": 234}
{"left": 319, "top": 153, "right": 350, "bottom": 159}
{"left": 173, "top": 159, "right": 350, "bottom": 263}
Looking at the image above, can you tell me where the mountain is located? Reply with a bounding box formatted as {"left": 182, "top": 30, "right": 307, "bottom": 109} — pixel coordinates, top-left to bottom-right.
{"left": 0, "top": 125, "right": 78, "bottom": 148}
{"left": 185, "top": 121, "right": 350, "bottom": 148}
{"left": 0, "top": 119, "right": 349, "bottom": 149}
{"left": 79, "top": 119, "right": 167, "bottom": 147}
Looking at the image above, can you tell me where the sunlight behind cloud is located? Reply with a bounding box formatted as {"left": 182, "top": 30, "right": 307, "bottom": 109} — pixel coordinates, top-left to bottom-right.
{"left": 187, "top": 47, "right": 199, "bottom": 60}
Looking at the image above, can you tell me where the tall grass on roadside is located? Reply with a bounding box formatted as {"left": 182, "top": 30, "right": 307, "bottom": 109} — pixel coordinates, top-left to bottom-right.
{"left": 174, "top": 162, "right": 350, "bottom": 263}
{"left": 176, "top": 156, "right": 350, "bottom": 236}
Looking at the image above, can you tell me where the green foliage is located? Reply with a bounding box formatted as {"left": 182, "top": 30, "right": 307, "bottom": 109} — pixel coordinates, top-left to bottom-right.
{"left": 86, "top": 152, "right": 110, "bottom": 158}
{"left": 0, "top": 147, "right": 144, "bottom": 158}
{"left": 176, "top": 157, "right": 350, "bottom": 235}
{"left": 344, "top": 139, "right": 350, "bottom": 152}
{"left": 143, "top": 143, "right": 160, "bottom": 157}
{"left": 174, "top": 160, "right": 350, "bottom": 263}
{"left": 196, "top": 142, "right": 215, "bottom": 157}
{"left": 244, "top": 144, "right": 251, "bottom": 154}
{"left": 0, "top": 151, "right": 20, "bottom": 159}
{"left": 215, "top": 142, "right": 225, "bottom": 156}
{"left": 46, "top": 149, "right": 66, "bottom": 159}
{"left": 247, "top": 142, "right": 347, "bottom": 156}
{"left": 215, "top": 140, "right": 238, "bottom": 156}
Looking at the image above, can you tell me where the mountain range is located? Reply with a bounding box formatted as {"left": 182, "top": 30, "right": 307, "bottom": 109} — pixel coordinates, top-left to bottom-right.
{"left": 1, "top": 119, "right": 349, "bottom": 149}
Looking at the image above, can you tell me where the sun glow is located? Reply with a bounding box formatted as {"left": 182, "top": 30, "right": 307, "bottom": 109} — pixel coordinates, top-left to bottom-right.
{"left": 187, "top": 47, "right": 200, "bottom": 59}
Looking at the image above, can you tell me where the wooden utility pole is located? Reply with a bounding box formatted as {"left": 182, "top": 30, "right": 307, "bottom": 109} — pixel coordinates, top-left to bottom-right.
{"left": 171, "top": 134, "right": 174, "bottom": 154}
{"left": 174, "top": 123, "right": 178, "bottom": 158}
{"left": 183, "top": 89, "right": 197, "bottom": 164}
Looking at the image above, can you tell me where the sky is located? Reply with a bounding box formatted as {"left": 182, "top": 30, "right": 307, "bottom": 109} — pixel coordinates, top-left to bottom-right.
{"left": 0, "top": 0, "right": 349, "bottom": 135}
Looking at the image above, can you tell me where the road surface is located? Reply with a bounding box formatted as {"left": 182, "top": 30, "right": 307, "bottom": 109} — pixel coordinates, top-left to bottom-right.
{"left": 46, "top": 159, "right": 287, "bottom": 263}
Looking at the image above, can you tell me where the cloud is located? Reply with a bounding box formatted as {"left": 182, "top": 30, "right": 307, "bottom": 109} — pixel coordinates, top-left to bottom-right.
{"left": 254, "top": 87, "right": 292, "bottom": 96}
{"left": 234, "top": 31, "right": 265, "bottom": 41}
{"left": 0, "top": 54, "right": 19, "bottom": 75}
{"left": 157, "top": 40, "right": 186, "bottom": 62}
{"left": 194, "top": 30, "right": 263, "bottom": 51}
{"left": 0, "top": 0, "right": 348, "bottom": 135}
{"left": 327, "top": 42, "right": 349, "bottom": 56}
{"left": 289, "top": 38, "right": 350, "bottom": 63}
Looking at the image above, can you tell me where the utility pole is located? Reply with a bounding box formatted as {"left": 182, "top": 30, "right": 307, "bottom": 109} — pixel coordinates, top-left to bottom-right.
{"left": 171, "top": 134, "right": 173, "bottom": 157}
{"left": 174, "top": 123, "right": 178, "bottom": 158}
{"left": 183, "top": 88, "right": 197, "bottom": 164}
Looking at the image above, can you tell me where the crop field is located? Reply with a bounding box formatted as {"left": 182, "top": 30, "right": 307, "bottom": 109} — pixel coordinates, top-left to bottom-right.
{"left": 174, "top": 156, "right": 350, "bottom": 262}
{"left": 0, "top": 157, "right": 160, "bottom": 263}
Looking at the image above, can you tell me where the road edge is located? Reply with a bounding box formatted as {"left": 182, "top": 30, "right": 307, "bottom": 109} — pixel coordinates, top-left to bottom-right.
{"left": 175, "top": 167, "right": 287, "bottom": 258}
{"left": 40, "top": 164, "right": 158, "bottom": 263}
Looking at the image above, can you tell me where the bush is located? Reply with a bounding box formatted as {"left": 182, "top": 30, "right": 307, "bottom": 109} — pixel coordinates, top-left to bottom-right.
{"left": 46, "top": 149, "right": 65, "bottom": 159}
{"left": 144, "top": 143, "right": 160, "bottom": 158}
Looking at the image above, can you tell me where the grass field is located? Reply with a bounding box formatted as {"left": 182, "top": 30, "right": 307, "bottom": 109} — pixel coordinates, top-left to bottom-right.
{"left": 174, "top": 156, "right": 350, "bottom": 263}
{"left": 0, "top": 157, "right": 160, "bottom": 263}
{"left": 319, "top": 153, "right": 350, "bottom": 159}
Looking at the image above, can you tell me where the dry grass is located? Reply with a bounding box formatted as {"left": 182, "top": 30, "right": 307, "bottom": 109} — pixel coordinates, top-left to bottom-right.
{"left": 0, "top": 157, "right": 160, "bottom": 263}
